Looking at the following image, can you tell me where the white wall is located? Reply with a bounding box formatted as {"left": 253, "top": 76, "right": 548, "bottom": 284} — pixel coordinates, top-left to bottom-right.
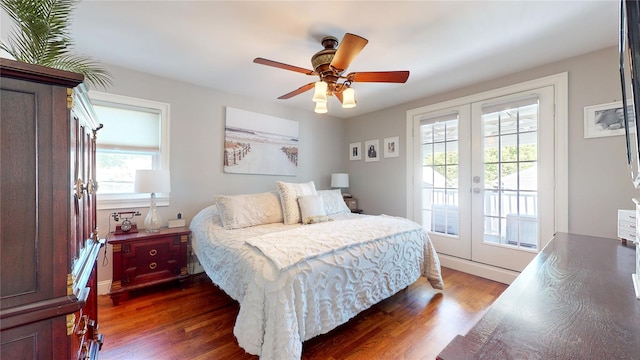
{"left": 91, "top": 47, "right": 640, "bottom": 288}
{"left": 345, "top": 46, "right": 638, "bottom": 239}
{"left": 94, "top": 64, "right": 348, "bottom": 285}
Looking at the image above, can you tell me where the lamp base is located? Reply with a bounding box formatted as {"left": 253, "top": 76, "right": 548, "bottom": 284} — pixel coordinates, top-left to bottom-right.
{"left": 144, "top": 192, "right": 162, "bottom": 232}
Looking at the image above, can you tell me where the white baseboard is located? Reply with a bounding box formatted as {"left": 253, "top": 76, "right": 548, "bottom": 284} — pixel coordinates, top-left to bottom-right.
{"left": 98, "top": 280, "right": 111, "bottom": 296}
{"left": 439, "top": 254, "right": 519, "bottom": 285}
{"left": 189, "top": 260, "right": 204, "bottom": 274}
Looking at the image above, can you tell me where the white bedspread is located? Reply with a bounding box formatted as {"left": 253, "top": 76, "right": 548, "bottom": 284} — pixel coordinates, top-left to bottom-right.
{"left": 190, "top": 205, "right": 443, "bottom": 360}
{"left": 246, "top": 215, "right": 422, "bottom": 270}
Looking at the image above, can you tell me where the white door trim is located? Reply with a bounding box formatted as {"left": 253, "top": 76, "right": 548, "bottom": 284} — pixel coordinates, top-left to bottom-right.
{"left": 406, "top": 73, "right": 568, "bottom": 277}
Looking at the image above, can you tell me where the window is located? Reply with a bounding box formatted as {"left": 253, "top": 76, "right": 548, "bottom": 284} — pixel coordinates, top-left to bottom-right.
{"left": 480, "top": 96, "right": 540, "bottom": 249}
{"left": 420, "top": 112, "right": 460, "bottom": 237}
{"left": 89, "top": 91, "right": 170, "bottom": 210}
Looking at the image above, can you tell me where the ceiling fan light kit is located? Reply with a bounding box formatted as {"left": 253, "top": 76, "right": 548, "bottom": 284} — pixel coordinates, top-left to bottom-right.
{"left": 313, "top": 81, "right": 328, "bottom": 103}
{"left": 254, "top": 33, "right": 409, "bottom": 114}
{"left": 341, "top": 87, "right": 356, "bottom": 108}
{"left": 314, "top": 100, "right": 328, "bottom": 114}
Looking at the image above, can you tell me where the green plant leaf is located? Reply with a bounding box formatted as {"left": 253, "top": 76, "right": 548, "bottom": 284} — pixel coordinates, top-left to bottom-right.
{"left": 1, "top": 0, "right": 113, "bottom": 88}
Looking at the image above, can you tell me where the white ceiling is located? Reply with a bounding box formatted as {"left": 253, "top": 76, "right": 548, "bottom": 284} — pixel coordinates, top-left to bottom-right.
{"left": 15, "top": 1, "right": 622, "bottom": 118}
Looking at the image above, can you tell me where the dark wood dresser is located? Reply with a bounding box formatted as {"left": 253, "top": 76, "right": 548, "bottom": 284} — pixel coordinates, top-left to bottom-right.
{"left": 0, "top": 59, "right": 104, "bottom": 359}
{"left": 108, "top": 227, "right": 190, "bottom": 305}
{"left": 437, "top": 232, "right": 640, "bottom": 360}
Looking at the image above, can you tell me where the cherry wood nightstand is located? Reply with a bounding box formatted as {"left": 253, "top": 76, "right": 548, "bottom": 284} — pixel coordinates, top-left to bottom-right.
{"left": 108, "top": 227, "right": 191, "bottom": 305}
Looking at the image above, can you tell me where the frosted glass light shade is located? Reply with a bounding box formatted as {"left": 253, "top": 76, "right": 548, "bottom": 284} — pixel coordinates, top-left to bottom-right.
{"left": 314, "top": 101, "right": 328, "bottom": 114}
{"left": 312, "top": 81, "right": 328, "bottom": 103}
{"left": 331, "top": 173, "right": 349, "bottom": 188}
{"left": 342, "top": 87, "right": 356, "bottom": 108}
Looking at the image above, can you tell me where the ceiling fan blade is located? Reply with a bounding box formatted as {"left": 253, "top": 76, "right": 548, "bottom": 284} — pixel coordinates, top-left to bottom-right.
{"left": 348, "top": 71, "right": 410, "bottom": 83}
{"left": 334, "top": 92, "right": 344, "bottom": 104}
{"left": 330, "top": 33, "right": 368, "bottom": 72}
{"left": 278, "top": 82, "right": 316, "bottom": 99}
{"left": 254, "top": 58, "right": 315, "bottom": 75}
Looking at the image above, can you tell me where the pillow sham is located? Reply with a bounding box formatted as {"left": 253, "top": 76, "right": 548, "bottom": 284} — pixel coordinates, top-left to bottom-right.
{"left": 215, "top": 191, "right": 283, "bottom": 230}
{"left": 276, "top": 181, "right": 317, "bottom": 224}
{"left": 298, "top": 194, "right": 329, "bottom": 225}
{"left": 317, "top": 189, "right": 351, "bottom": 215}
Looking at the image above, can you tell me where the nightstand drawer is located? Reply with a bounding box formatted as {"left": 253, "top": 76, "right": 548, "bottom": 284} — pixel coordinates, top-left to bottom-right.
{"left": 619, "top": 219, "right": 636, "bottom": 232}
{"left": 619, "top": 209, "right": 636, "bottom": 223}
{"left": 122, "top": 239, "right": 180, "bottom": 285}
{"left": 618, "top": 228, "right": 637, "bottom": 241}
{"left": 618, "top": 209, "right": 637, "bottom": 243}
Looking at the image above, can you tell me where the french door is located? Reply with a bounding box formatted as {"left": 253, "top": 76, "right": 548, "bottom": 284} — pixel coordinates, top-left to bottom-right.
{"left": 415, "top": 85, "right": 556, "bottom": 272}
{"left": 419, "top": 106, "right": 471, "bottom": 260}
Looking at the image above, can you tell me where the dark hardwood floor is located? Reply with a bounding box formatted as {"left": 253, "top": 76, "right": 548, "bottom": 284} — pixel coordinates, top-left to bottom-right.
{"left": 98, "top": 267, "right": 507, "bottom": 359}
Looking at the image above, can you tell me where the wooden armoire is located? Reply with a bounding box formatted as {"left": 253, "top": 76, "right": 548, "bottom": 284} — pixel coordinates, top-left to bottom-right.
{"left": 0, "top": 58, "right": 104, "bottom": 359}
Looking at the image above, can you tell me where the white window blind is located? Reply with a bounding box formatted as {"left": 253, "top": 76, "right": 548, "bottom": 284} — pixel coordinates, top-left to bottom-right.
{"left": 94, "top": 104, "right": 161, "bottom": 152}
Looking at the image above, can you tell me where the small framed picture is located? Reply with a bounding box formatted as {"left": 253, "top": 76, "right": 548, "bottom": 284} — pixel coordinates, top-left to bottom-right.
{"left": 384, "top": 136, "right": 399, "bottom": 158}
{"left": 349, "top": 142, "right": 361, "bottom": 160}
{"left": 365, "top": 139, "right": 380, "bottom": 162}
{"left": 584, "top": 101, "right": 629, "bottom": 139}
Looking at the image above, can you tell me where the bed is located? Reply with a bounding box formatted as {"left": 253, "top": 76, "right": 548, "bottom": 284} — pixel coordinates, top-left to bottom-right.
{"left": 189, "top": 182, "right": 444, "bottom": 360}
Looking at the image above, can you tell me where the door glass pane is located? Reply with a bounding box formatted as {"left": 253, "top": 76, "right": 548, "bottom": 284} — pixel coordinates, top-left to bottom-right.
{"left": 448, "top": 140, "right": 459, "bottom": 164}
{"left": 482, "top": 99, "right": 539, "bottom": 250}
{"left": 421, "top": 117, "right": 459, "bottom": 236}
{"left": 422, "top": 145, "right": 434, "bottom": 165}
{"left": 484, "top": 190, "right": 500, "bottom": 217}
{"left": 500, "top": 134, "right": 518, "bottom": 162}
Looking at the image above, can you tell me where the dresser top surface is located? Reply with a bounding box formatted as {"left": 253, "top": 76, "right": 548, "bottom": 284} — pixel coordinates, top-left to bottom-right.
{"left": 107, "top": 227, "right": 191, "bottom": 243}
{"left": 438, "top": 232, "right": 640, "bottom": 360}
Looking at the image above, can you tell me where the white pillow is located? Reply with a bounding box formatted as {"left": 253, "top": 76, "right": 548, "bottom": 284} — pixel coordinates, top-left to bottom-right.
{"left": 298, "top": 195, "right": 330, "bottom": 225}
{"left": 317, "top": 189, "right": 351, "bottom": 215}
{"left": 276, "top": 181, "right": 317, "bottom": 224}
{"left": 215, "top": 191, "right": 283, "bottom": 229}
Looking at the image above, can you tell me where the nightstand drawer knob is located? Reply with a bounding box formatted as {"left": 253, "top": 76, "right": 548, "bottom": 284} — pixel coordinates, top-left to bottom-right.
{"left": 149, "top": 249, "right": 157, "bottom": 256}
{"left": 149, "top": 262, "right": 157, "bottom": 270}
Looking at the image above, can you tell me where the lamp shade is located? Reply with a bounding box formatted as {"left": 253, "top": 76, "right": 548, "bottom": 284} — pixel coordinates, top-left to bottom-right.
{"left": 341, "top": 87, "right": 356, "bottom": 108}
{"left": 314, "top": 101, "right": 328, "bottom": 114}
{"left": 312, "top": 81, "right": 328, "bottom": 103}
{"left": 134, "top": 170, "right": 171, "bottom": 193}
{"left": 331, "top": 173, "right": 349, "bottom": 188}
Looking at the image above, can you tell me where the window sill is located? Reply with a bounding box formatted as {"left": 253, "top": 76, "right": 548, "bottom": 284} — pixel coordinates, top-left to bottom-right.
{"left": 97, "top": 194, "right": 170, "bottom": 210}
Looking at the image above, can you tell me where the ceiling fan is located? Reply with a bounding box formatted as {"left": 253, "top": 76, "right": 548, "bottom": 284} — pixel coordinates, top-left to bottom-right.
{"left": 253, "top": 33, "right": 410, "bottom": 112}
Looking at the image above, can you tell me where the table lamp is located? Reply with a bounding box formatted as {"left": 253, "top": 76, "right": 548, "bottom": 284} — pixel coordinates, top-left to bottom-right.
{"left": 331, "top": 173, "right": 349, "bottom": 189}
{"left": 134, "top": 169, "right": 171, "bottom": 232}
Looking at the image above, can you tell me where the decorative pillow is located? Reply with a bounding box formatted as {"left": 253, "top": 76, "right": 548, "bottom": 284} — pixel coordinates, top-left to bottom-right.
{"left": 276, "top": 181, "right": 317, "bottom": 224}
{"left": 215, "top": 191, "right": 283, "bottom": 230}
{"left": 298, "top": 195, "right": 329, "bottom": 225}
{"left": 317, "top": 189, "right": 351, "bottom": 215}
{"left": 303, "top": 215, "right": 333, "bottom": 224}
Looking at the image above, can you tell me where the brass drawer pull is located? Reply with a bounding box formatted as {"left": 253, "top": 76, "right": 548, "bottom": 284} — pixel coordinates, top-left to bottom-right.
{"left": 149, "top": 249, "right": 157, "bottom": 256}
{"left": 149, "top": 262, "right": 157, "bottom": 270}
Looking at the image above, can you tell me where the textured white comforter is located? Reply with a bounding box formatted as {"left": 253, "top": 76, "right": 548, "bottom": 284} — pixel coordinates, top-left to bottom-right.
{"left": 190, "top": 205, "right": 443, "bottom": 360}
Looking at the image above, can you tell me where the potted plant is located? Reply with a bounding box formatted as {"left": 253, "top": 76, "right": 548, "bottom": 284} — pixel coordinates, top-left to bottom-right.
{"left": 1, "top": 0, "right": 112, "bottom": 88}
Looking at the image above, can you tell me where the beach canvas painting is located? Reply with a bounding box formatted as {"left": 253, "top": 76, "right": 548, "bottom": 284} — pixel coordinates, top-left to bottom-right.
{"left": 224, "top": 107, "right": 299, "bottom": 176}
